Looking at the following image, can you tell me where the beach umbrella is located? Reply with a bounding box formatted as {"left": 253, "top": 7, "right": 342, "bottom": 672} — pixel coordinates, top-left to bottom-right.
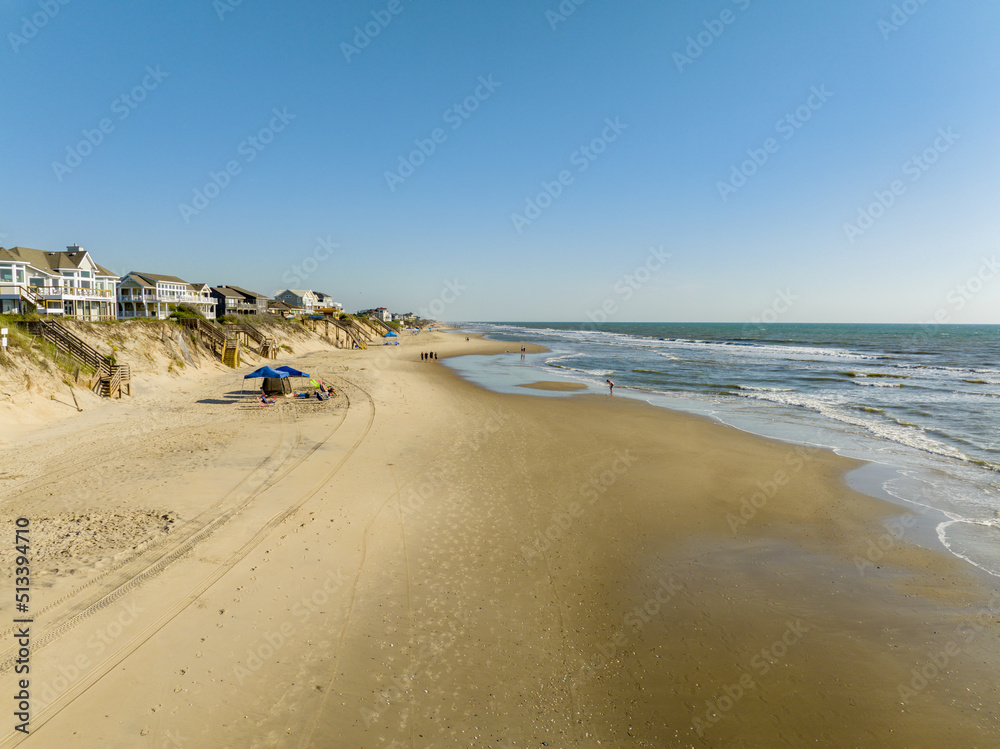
{"left": 383, "top": 331, "right": 398, "bottom": 337}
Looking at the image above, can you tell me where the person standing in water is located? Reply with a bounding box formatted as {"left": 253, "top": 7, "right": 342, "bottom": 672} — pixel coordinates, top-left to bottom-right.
{"left": 606, "top": 379, "right": 614, "bottom": 395}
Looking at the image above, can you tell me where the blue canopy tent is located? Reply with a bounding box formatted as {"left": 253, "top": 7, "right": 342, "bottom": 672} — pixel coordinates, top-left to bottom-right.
{"left": 244, "top": 366, "right": 287, "bottom": 380}
{"left": 274, "top": 366, "right": 309, "bottom": 378}
{"left": 383, "top": 331, "right": 398, "bottom": 337}
{"left": 243, "top": 365, "right": 291, "bottom": 396}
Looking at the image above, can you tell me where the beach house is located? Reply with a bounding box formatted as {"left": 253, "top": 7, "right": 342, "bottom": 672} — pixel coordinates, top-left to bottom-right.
{"left": 360, "top": 307, "right": 392, "bottom": 323}
{"left": 223, "top": 285, "right": 269, "bottom": 315}
{"left": 267, "top": 300, "right": 301, "bottom": 318}
{"left": 117, "top": 272, "right": 216, "bottom": 319}
{"left": 0, "top": 244, "right": 118, "bottom": 320}
{"left": 210, "top": 286, "right": 249, "bottom": 318}
{"left": 274, "top": 289, "right": 318, "bottom": 314}
{"left": 314, "top": 292, "right": 343, "bottom": 314}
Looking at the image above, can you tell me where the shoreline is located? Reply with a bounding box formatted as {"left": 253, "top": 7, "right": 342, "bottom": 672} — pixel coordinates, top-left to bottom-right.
{"left": 2, "top": 328, "right": 998, "bottom": 746}
{"left": 444, "top": 326, "right": 1000, "bottom": 585}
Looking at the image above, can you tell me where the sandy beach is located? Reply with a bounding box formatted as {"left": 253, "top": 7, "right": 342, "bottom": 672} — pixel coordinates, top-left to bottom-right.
{"left": 1, "top": 328, "right": 998, "bottom": 748}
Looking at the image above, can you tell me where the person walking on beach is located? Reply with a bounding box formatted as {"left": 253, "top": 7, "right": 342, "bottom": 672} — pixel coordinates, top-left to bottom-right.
{"left": 606, "top": 379, "right": 614, "bottom": 395}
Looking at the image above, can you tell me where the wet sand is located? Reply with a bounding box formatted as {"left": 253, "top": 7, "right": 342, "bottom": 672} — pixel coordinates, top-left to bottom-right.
{"left": 517, "top": 381, "right": 588, "bottom": 391}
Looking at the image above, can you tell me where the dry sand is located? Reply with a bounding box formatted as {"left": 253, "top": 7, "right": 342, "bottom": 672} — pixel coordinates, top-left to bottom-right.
{"left": 1, "top": 329, "right": 998, "bottom": 747}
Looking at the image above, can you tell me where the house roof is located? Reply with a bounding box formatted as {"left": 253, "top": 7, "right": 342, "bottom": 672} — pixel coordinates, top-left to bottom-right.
{"left": 222, "top": 285, "right": 265, "bottom": 299}
{"left": 0, "top": 246, "right": 117, "bottom": 278}
{"left": 125, "top": 271, "right": 190, "bottom": 286}
{"left": 277, "top": 289, "right": 316, "bottom": 297}
{"left": 211, "top": 286, "right": 245, "bottom": 298}
{"left": 268, "top": 300, "right": 299, "bottom": 310}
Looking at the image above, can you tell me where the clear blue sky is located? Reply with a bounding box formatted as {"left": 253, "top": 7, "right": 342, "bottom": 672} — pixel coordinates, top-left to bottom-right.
{"left": 3, "top": 0, "right": 998, "bottom": 322}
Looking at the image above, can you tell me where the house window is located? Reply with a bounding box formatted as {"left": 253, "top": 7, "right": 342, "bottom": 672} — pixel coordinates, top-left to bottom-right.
{"left": 0, "top": 268, "right": 12, "bottom": 283}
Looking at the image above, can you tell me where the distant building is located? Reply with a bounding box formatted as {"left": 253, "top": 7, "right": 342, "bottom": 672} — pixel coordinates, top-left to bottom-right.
{"left": 0, "top": 244, "right": 117, "bottom": 320}
{"left": 360, "top": 307, "right": 391, "bottom": 323}
{"left": 117, "top": 272, "right": 216, "bottom": 319}
{"left": 268, "top": 299, "right": 301, "bottom": 318}
{"left": 313, "top": 292, "right": 343, "bottom": 311}
{"left": 274, "top": 289, "right": 317, "bottom": 314}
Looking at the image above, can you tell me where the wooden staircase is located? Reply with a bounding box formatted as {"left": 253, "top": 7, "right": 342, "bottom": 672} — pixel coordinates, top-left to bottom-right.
{"left": 19, "top": 286, "right": 43, "bottom": 311}
{"left": 333, "top": 319, "right": 368, "bottom": 349}
{"left": 95, "top": 360, "right": 131, "bottom": 398}
{"left": 25, "top": 319, "right": 130, "bottom": 398}
{"left": 222, "top": 339, "right": 241, "bottom": 368}
{"left": 180, "top": 318, "right": 242, "bottom": 368}
{"left": 224, "top": 322, "right": 277, "bottom": 358}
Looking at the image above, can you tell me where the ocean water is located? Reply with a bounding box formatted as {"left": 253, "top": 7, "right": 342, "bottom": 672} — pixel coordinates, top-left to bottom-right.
{"left": 447, "top": 322, "right": 1000, "bottom": 579}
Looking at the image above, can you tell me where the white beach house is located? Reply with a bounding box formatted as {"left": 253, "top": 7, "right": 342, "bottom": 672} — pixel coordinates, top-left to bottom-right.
{"left": 0, "top": 244, "right": 118, "bottom": 320}
{"left": 117, "top": 272, "right": 216, "bottom": 319}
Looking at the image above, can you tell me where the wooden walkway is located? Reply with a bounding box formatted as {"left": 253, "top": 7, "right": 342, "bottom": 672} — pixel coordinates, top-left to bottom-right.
{"left": 24, "top": 319, "right": 131, "bottom": 398}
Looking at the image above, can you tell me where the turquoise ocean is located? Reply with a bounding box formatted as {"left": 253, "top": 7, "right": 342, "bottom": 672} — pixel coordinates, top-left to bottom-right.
{"left": 446, "top": 322, "right": 1000, "bottom": 579}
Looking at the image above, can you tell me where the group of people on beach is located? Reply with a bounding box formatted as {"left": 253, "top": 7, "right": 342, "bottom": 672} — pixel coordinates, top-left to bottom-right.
{"left": 258, "top": 378, "right": 333, "bottom": 405}
{"left": 421, "top": 352, "right": 438, "bottom": 360}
